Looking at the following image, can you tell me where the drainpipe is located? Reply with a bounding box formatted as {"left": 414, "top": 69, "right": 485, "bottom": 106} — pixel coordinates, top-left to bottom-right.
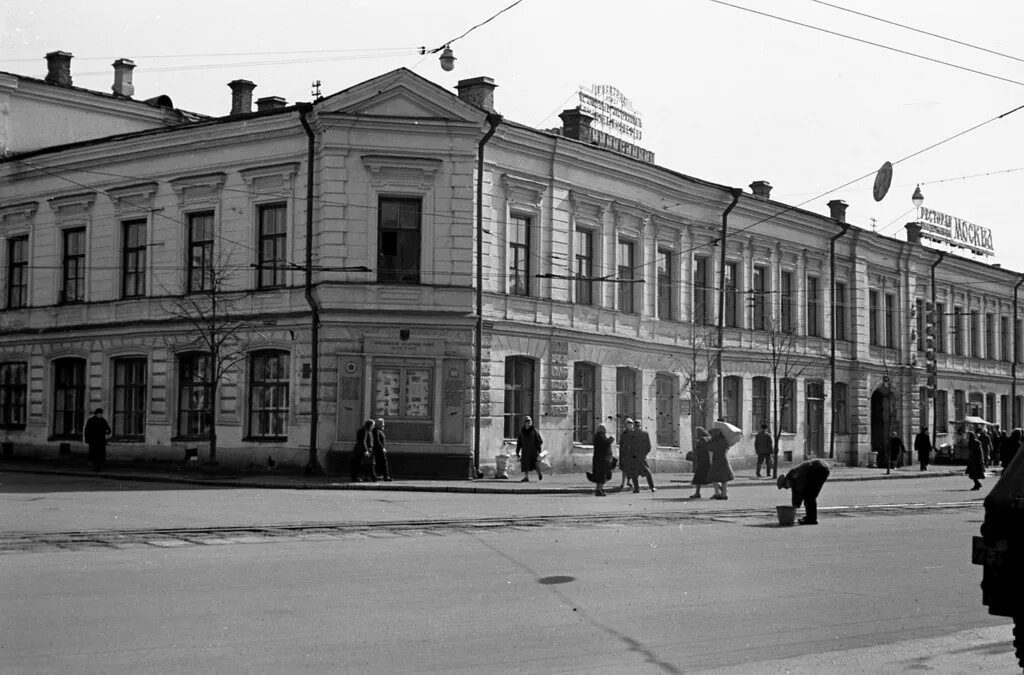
{"left": 1013, "top": 276, "right": 1024, "bottom": 428}
{"left": 716, "top": 188, "right": 743, "bottom": 421}
{"left": 474, "top": 113, "right": 503, "bottom": 478}
{"left": 929, "top": 252, "right": 945, "bottom": 450}
{"left": 298, "top": 103, "right": 321, "bottom": 474}
{"left": 828, "top": 221, "right": 850, "bottom": 459}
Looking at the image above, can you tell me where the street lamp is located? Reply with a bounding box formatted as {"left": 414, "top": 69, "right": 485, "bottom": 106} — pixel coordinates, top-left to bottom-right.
{"left": 439, "top": 46, "right": 456, "bottom": 72}
{"left": 912, "top": 185, "right": 924, "bottom": 209}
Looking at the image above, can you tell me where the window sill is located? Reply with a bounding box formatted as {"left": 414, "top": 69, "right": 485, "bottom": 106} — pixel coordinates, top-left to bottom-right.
{"left": 243, "top": 436, "right": 288, "bottom": 443}
{"left": 171, "top": 436, "right": 211, "bottom": 443}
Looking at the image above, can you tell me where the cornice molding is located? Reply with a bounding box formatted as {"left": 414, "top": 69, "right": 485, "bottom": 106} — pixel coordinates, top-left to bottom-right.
{"left": 361, "top": 154, "right": 442, "bottom": 189}
{"left": 107, "top": 181, "right": 159, "bottom": 216}
{"left": 501, "top": 172, "right": 547, "bottom": 207}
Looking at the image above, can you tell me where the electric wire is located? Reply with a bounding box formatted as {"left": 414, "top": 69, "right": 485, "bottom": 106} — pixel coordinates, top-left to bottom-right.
{"left": 420, "top": 0, "right": 525, "bottom": 54}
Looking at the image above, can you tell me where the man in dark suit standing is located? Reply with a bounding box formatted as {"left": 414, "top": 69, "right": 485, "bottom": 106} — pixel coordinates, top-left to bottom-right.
{"left": 914, "top": 426, "right": 932, "bottom": 471}
{"left": 83, "top": 408, "right": 111, "bottom": 472}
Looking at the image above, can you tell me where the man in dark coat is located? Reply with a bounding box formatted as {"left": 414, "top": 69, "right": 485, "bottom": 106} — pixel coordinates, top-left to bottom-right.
{"left": 978, "top": 428, "right": 992, "bottom": 467}
{"left": 755, "top": 423, "right": 773, "bottom": 478}
{"left": 888, "top": 431, "right": 907, "bottom": 469}
{"left": 83, "top": 408, "right": 111, "bottom": 472}
{"left": 350, "top": 419, "right": 374, "bottom": 482}
{"left": 914, "top": 426, "right": 933, "bottom": 471}
{"left": 619, "top": 419, "right": 654, "bottom": 493}
{"left": 777, "top": 458, "right": 831, "bottom": 525}
{"left": 371, "top": 418, "right": 392, "bottom": 482}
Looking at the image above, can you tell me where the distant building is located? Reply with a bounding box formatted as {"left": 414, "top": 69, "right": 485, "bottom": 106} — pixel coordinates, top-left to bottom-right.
{"left": 0, "top": 54, "right": 1020, "bottom": 476}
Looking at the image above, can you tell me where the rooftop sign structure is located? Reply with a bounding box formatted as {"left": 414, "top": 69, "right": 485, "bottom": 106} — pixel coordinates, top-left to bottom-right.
{"left": 916, "top": 207, "right": 995, "bottom": 257}
{"left": 577, "top": 84, "right": 642, "bottom": 142}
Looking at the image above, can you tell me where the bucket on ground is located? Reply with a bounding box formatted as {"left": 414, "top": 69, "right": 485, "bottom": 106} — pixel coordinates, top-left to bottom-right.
{"left": 776, "top": 505, "right": 796, "bottom": 526}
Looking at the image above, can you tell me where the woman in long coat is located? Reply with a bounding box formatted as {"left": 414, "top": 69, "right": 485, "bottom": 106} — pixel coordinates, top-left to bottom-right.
{"left": 966, "top": 431, "right": 985, "bottom": 490}
{"left": 589, "top": 424, "right": 615, "bottom": 497}
{"left": 689, "top": 426, "right": 712, "bottom": 499}
{"left": 707, "top": 427, "right": 735, "bottom": 500}
{"left": 515, "top": 416, "right": 544, "bottom": 482}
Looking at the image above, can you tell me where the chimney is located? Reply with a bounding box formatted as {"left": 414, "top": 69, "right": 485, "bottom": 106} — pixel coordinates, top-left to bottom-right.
{"left": 827, "top": 199, "right": 848, "bottom": 223}
{"left": 559, "top": 108, "right": 594, "bottom": 142}
{"left": 228, "top": 79, "right": 256, "bottom": 115}
{"left": 749, "top": 180, "right": 773, "bottom": 199}
{"left": 45, "top": 51, "right": 73, "bottom": 87}
{"left": 905, "top": 222, "right": 922, "bottom": 244}
{"left": 456, "top": 76, "right": 497, "bottom": 113}
{"left": 256, "top": 96, "right": 287, "bottom": 112}
{"left": 112, "top": 58, "right": 135, "bottom": 98}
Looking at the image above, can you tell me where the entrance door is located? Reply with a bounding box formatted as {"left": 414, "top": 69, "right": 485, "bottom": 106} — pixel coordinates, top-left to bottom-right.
{"left": 805, "top": 380, "right": 824, "bottom": 458}
{"left": 870, "top": 388, "right": 893, "bottom": 455}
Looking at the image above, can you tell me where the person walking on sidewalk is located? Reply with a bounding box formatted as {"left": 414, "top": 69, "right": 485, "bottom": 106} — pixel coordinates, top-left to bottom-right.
{"left": 371, "top": 418, "right": 393, "bottom": 482}
{"left": 915, "top": 426, "right": 932, "bottom": 471}
{"left": 966, "top": 431, "right": 985, "bottom": 491}
{"left": 689, "top": 426, "right": 712, "bottom": 499}
{"left": 83, "top": 408, "right": 111, "bottom": 472}
{"left": 588, "top": 424, "right": 615, "bottom": 497}
{"left": 978, "top": 427, "right": 992, "bottom": 467}
{"left": 755, "top": 423, "right": 774, "bottom": 478}
{"left": 350, "top": 419, "right": 374, "bottom": 482}
{"left": 777, "top": 458, "right": 831, "bottom": 525}
{"left": 888, "top": 431, "right": 906, "bottom": 469}
{"left": 707, "top": 427, "right": 733, "bottom": 500}
{"left": 515, "top": 416, "right": 544, "bottom": 482}
{"left": 632, "top": 420, "right": 656, "bottom": 493}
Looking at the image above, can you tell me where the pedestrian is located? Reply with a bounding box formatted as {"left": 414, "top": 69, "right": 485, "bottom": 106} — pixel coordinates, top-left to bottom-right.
{"left": 888, "top": 431, "right": 906, "bottom": 470}
{"left": 993, "top": 428, "right": 1006, "bottom": 467}
{"left": 689, "top": 426, "right": 711, "bottom": 499}
{"left": 978, "top": 428, "right": 992, "bottom": 467}
{"left": 914, "top": 426, "right": 932, "bottom": 471}
{"left": 617, "top": 418, "right": 637, "bottom": 492}
{"left": 1003, "top": 428, "right": 1021, "bottom": 469}
{"left": 371, "top": 418, "right": 393, "bottom": 482}
{"left": 966, "top": 431, "right": 985, "bottom": 491}
{"left": 588, "top": 424, "right": 615, "bottom": 497}
{"left": 350, "top": 419, "right": 374, "bottom": 482}
{"left": 515, "top": 416, "right": 544, "bottom": 482}
{"left": 755, "top": 422, "right": 774, "bottom": 478}
{"left": 707, "top": 427, "right": 734, "bottom": 500}
{"left": 632, "top": 419, "right": 656, "bottom": 493}
{"left": 777, "top": 458, "right": 831, "bottom": 525}
{"left": 83, "top": 407, "right": 111, "bottom": 472}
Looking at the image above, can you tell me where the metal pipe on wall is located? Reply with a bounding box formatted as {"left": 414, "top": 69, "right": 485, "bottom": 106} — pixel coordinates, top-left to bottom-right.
{"left": 297, "top": 103, "right": 321, "bottom": 474}
{"left": 715, "top": 189, "right": 742, "bottom": 422}
{"left": 828, "top": 221, "right": 850, "bottom": 459}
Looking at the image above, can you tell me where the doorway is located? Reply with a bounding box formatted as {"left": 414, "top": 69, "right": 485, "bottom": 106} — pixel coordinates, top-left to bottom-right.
{"left": 870, "top": 387, "right": 894, "bottom": 456}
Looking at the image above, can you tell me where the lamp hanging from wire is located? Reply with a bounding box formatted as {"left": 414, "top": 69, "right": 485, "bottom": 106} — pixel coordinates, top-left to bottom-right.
{"left": 439, "top": 45, "right": 456, "bottom": 71}
{"left": 912, "top": 184, "right": 925, "bottom": 208}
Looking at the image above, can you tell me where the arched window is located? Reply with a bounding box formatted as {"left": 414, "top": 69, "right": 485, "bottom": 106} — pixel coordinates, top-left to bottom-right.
{"left": 504, "top": 357, "right": 535, "bottom": 438}
{"left": 249, "top": 350, "right": 289, "bottom": 439}
{"left": 53, "top": 357, "right": 86, "bottom": 438}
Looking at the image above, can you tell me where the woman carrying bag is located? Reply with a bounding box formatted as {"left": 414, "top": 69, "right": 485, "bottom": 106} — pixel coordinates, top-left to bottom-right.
{"left": 587, "top": 424, "right": 616, "bottom": 497}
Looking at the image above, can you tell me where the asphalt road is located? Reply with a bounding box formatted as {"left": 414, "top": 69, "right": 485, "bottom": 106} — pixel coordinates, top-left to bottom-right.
{"left": 0, "top": 471, "right": 1016, "bottom": 673}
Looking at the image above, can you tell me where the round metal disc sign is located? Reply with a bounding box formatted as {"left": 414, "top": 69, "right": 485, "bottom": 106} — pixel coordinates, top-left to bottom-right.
{"left": 873, "top": 161, "right": 893, "bottom": 202}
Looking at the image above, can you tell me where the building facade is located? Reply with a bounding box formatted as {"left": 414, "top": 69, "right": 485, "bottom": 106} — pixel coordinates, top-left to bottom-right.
{"left": 1, "top": 58, "right": 1021, "bottom": 477}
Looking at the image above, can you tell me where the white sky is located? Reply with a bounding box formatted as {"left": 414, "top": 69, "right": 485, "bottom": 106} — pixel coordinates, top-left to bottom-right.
{"left": 3, "top": 0, "right": 1023, "bottom": 270}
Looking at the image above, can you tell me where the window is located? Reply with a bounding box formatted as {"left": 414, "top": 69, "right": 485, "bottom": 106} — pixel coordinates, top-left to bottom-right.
{"left": 916, "top": 298, "right": 924, "bottom": 352}
{"left": 121, "top": 219, "right": 147, "bottom": 298}
{"left": 1002, "top": 316, "right": 1012, "bottom": 362}
{"left": 970, "top": 311, "right": 980, "bottom": 358}
{"left": 953, "top": 307, "right": 964, "bottom": 355}
{"left": 177, "top": 353, "right": 212, "bottom": 439}
{"left": 373, "top": 363, "right": 433, "bottom": 441}
{"left": 1017, "top": 319, "right": 1023, "bottom": 365}
{"left": 249, "top": 350, "right": 289, "bottom": 439}
{"left": 508, "top": 214, "right": 530, "bottom": 296}
{"left": 752, "top": 377, "right": 769, "bottom": 429}
{"left": 806, "top": 275, "right": 820, "bottom": 337}
{"left": 378, "top": 197, "right": 421, "bottom": 284}
{"left": 936, "top": 303, "right": 946, "bottom": 353}
{"left": 61, "top": 228, "right": 85, "bottom": 304}
{"left": 869, "top": 290, "right": 880, "bottom": 345}
{"left": 6, "top": 236, "right": 28, "bottom": 309}
{"left": 884, "top": 293, "right": 896, "bottom": 348}
{"left": 724, "top": 262, "right": 739, "bottom": 328}
{"left": 968, "top": 392, "right": 984, "bottom": 418}
{"left": 573, "top": 363, "right": 596, "bottom": 443}
{"left": 833, "top": 382, "right": 848, "bottom": 434}
{"left": 654, "top": 373, "right": 677, "bottom": 447}
{"left": 935, "top": 390, "right": 948, "bottom": 431}
{"left": 113, "top": 357, "right": 147, "bottom": 440}
{"left": 657, "top": 249, "right": 672, "bottom": 320}
{"left": 781, "top": 271, "right": 794, "bottom": 333}
{"left": 694, "top": 256, "right": 711, "bottom": 325}
{"left": 722, "top": 375, "right": 741, "bottom": 427}
{"left": 257, "top": 203, "right": 287, "bottom": 288}
{"left": 986, "top": 313, "right": 996, "bottom": 360}
{"left": 616, "top": 367, "right": 639, "bottom": 426}
{"left": 833, "top": 282, "right": 847, "bottom": 340}
{"left": 986, "top": 393, "right": 997, "bottom": 424}
{"left": 1002, "top": 394, "right": 1009, "bottom": 429}
{"left": 953, "top": 389, "right": 966, "bottom": 420}
{"left": 617, "top": 240, "right": 635, "bottom": 313}
{"left": 53, "top": 357, "right": 86, "bottom": 438}
{"left": 780, "top": 377, "right": 796, "bottom": 433}
{"left": 574, "top": 229, "right": 594, "bottom": 305}
{"left": 0, "top": 362, "right": 27, "bottom": 428}
{"left": 753, "top": 265, "right": 768, "bottom": 331}
{"left": 188, "top": 211, "right": 215, "bottom": 293}
{"left": 503, "top": 357, "right": 535, "bottom": 438}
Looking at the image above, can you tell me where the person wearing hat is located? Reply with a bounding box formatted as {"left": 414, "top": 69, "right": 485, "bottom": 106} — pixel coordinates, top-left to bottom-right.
{"left": 777, "top": 458, "right": 831, "bottom": 525}
{"left": 689, "top": 426, "right": 712, "bottom": 499}
{"left": 83, "top": 408, "right": 111, "bottom": 472}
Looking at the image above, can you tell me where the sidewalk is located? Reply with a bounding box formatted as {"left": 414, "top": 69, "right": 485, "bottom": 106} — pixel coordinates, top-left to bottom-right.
{"left": 0, "top": 454, "right": 984, "bottom": 494}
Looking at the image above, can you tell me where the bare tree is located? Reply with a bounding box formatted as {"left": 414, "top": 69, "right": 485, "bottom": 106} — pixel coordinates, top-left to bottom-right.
{"left": 679, "top": 322, "right": 719, "bottom": 437}
{"left": 757, "top": 317, "right": 822, "bottom": 478}
{"left": 161, "top": 247, "right": 270, "bottom": 465}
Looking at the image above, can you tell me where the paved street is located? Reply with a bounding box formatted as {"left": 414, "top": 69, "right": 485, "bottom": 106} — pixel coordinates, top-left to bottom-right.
{"left": 0, "top": 466, "right": 1017, "bottom": 673}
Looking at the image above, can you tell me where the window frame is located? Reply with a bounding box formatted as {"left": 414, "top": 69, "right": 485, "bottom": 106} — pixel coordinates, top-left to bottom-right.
{"left": 868, "top": 290, "right": 880, "bottom": 345}
{"left": 0, "top": 361, "right": 28, "bottom": 429}
{"left": 248, "top": 350, "right": 290, "bottom": 440}
{"left": 752, "top": 376, "right": 770, "bottom": 429}
{"left": 61, "top": 228, "right": 86, "bottom": 304}
{"left": 834, "top": 281, "right": 847, "bottom": 341}
{"left": 722, "top": 375, "right": 742, "bottom": 427}
{"left": 574, "top": 228, "right": 594, "bottom": 306}
{"left": 724, "top": 261, "right": 739, "bottom": 328}
{"left": 112, "top": 357, "right": 147, "bottom": 441}
{"left": 508, "top": 213, "right": 531, "bottom": 297}
{"left": 780, "top": 377, "right": 796, "bottom": 433}
{"left": 752, "top": 265, "right": 768, "bottom": 331}
{"left": 6, "top": 236, "right": 28, "bottom": 309}
{"left": 503, "top": 356, "right": 535, "bottom": 439}
{"left": 573, "top": 362, "right": 596, "bottom": 443}
{"left": 52, "top": 357, "right": 86, "bottom": 439}
{"left": 177, "top": 352, "right": 212, "bottom": 440}
{"left": 617, "top": 239, "right": 636, "bottom": 314}
{"left": 377, "top": 196, "right": 422, "bottom": 285}
{"left": 806, "top": 275, "right": 820, "bottom": 337}
{"left": 884, "top": 292, "right": 896, "bottom": 348}
{"left": 780, "top": 270, "right": 794, "bottom": 333}
{"left": 657, "top": 249, "right": 672, "bottom": 320}
{"left": 121, "top": 218, "right": 147, "bottom": 299}
{"left": 694, "top": 256, "right": 711, "bottom": 326}
{"left": 257, "top": 203, "right": 288, "bottom": 289}
{"left": 187, "top": 211, "right": 215, "bottom": 294}
{"left": 833, "top": 382, "right": 848, "bottom": 434}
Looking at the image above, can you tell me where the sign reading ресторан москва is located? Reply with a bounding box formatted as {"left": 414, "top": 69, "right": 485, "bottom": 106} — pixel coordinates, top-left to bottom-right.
{"left": 917, "top": 207, "right": 995, "bottom": 257}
